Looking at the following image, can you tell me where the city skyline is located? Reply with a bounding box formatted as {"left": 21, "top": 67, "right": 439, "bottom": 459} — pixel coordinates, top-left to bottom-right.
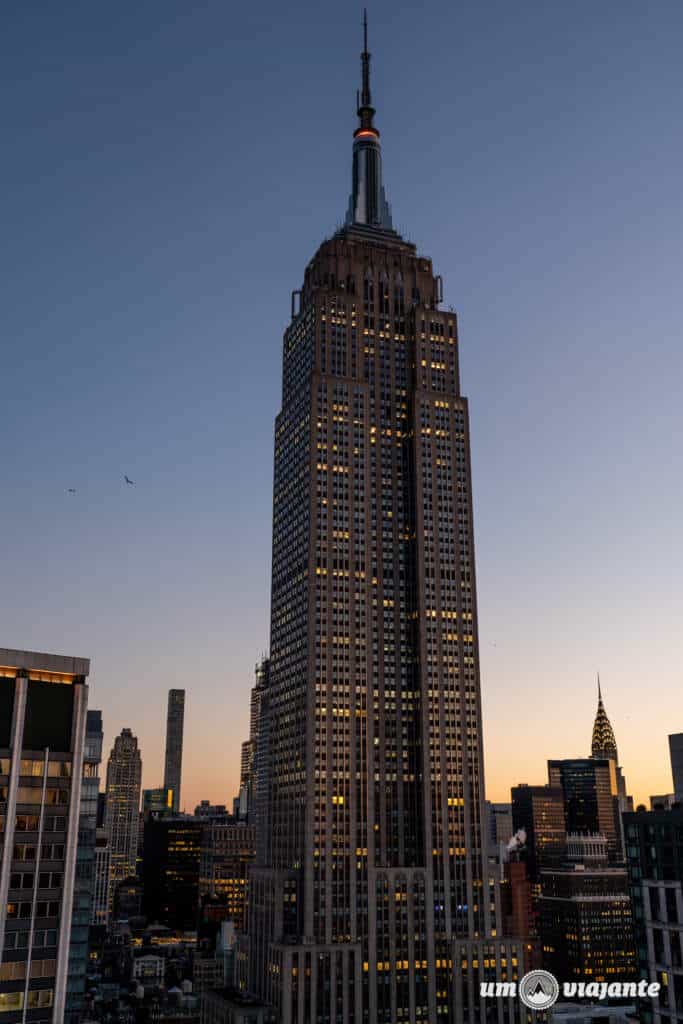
{"left": 3, "top": 1, "right": 683, "bottom": 815}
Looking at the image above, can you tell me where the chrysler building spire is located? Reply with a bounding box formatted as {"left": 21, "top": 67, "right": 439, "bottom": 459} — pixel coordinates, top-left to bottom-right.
{"left": 345, "top": 11, "right": 394, "bottom": 230}
{"left": 591, "top": 673, "right": 619, "bottom": 762}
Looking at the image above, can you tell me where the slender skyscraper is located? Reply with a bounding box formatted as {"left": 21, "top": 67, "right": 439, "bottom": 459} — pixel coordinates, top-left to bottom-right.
{"left": 104, "top": 728, "right": 142, "bottom": 902}
{"left": 669, "top": 733, "right": 683, "bottom": 801}
{"left": 246, "top": 21, "right": 526, "bottom": 1023}
{"left": 163, "top": 688, "right": 185, "bottom": 813}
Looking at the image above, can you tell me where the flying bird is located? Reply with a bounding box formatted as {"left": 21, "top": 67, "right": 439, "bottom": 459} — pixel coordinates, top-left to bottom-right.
{"left": 67, "top": 488, "right": 77, "bottom": 494}
{"left": 124, "top": 475, "right": 135, "bottom": 486}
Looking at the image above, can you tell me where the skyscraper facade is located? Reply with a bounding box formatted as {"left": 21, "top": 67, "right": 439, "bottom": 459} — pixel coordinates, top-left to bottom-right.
{"left": 239, "top": 658, "right": 270, "bottom": 822}
{"left": 92, "top": 828, "right": 111, "bottom": 928}
{"left": 624, "top": 806, "right": 683, "bottom": 1023}
{"left": 104, "top": 728, "right": 142, "bottom": 902}
{"left": 0, "top": 646, "right": 90, "bottom": 1021}
{"left": 539, "top": 833, "right": 636, "bottom": 984}
{"left": 511, "top": 784, "right": 566, "bottom": 885}
{"left": 246, "top": 25, "right": 524, "bottom": 1024}
{"left": 548, "top": 758, "right": 624, "bottom": 863}
{"left": 486, "top": 801, "right": 513, "bottom": 851}
{"left": 199, "top": 820, "right": 255, "bottom": 931}
{"left": 65, "top": 708, "right": 103, "bottom": 1023}
{"left": 142, "top": 817, "right": 201, "bottom": 931}
{"left": 164, "top": 688, "right": 185, "bottom": 814}
{"left": 142, "top": 786, "right": 174, "bottom": 820}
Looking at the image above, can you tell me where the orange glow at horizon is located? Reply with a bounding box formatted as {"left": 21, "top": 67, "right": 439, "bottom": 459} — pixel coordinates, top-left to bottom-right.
{"left": 124, "top": 669, "right": 677, "bottom": 818}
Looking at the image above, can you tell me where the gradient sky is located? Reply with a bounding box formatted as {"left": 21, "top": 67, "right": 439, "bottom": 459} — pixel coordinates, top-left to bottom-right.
{"left": 2, "top": 1, "right": 682, "bottom": 812}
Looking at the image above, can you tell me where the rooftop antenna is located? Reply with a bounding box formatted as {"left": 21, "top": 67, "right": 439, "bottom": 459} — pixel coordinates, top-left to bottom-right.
{"left": 360, "top": 9, "right": 371, "bottom": 109}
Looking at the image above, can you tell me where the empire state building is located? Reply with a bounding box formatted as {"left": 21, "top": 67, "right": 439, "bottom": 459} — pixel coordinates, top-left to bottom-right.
{"left": 246, "top": 20, "right": 528, "bottom": 1024}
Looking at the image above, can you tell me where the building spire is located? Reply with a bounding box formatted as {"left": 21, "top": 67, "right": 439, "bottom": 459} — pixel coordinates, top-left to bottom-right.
{"left": 591, "top": 675, "right": 618, "bottom": 762}
{"left": 355, "top": 10, "right": 377, "bottom": 137}
{"left": 360, "top": 10, "right": 372, "bottom": 114}
{"left": 345, "top": 11, "right": 394, "bottom": 230}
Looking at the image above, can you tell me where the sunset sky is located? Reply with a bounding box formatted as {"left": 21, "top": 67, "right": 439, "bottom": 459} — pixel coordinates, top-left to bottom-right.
{"left": 2, "top": 0, "right": 682, "bottom": 811}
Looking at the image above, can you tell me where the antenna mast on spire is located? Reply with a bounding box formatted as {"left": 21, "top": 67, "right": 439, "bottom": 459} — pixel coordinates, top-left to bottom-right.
{"left": 360, "top": 9, "right": 372, "bottom": 111}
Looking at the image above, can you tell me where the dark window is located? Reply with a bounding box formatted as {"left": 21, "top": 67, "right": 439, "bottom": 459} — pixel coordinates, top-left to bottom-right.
{"left": 23, "top": 680, "right": 74, "bottom": 752}
{"left": 0, "top": 678, "right": 15, "bottom": 746}
{"left": 650, "top": 887, "right": 661, "bottom": 921}
{"left": 666, "top": 888, "right": 678, "bottom": 924}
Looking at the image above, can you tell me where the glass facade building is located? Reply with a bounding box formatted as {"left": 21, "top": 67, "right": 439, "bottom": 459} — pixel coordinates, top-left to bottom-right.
{"left": 511, "top": 785, "right": 567, "bottom": 885}
{"left": 64, "top": 709, "right": 103, "bottom": 1023}
{"left": 142, "top": 817, "right": 201, "bottom": 931}
{"left": 548, "top": 759, "right": 623, "bottom": 863}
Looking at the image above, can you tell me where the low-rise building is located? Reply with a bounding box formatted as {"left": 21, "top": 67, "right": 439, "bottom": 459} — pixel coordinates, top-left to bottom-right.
{"left": 132, "top": 953, "right": 165, "bottom": 987}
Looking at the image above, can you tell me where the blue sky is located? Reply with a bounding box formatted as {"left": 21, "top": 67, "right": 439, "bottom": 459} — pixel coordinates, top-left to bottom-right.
{"left": 2, "top": 1, "right": 682, "bottom": 808}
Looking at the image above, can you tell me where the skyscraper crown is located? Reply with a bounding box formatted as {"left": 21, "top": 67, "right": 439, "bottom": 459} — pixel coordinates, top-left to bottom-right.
{"left": 591, "top": 675, "right": 618, "bottom": 761}
{"left": 344, "top": 11, "right": 394, "bottom": 231}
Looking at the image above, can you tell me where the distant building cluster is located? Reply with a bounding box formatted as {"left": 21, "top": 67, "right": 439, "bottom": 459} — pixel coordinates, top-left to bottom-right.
{"left": 0, "top": 647, "right": 262, "bottom": 1022}
{"left": 490, "top": 685, "right": 683, "bottom": 1023}
{"left": 3, "top": 655, "right": 681, "bottom": 1024}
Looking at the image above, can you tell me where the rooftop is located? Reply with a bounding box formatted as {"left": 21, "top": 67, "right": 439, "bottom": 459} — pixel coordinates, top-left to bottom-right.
{"left": 0, "top": 646, "right": 90, "bottom": 680}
